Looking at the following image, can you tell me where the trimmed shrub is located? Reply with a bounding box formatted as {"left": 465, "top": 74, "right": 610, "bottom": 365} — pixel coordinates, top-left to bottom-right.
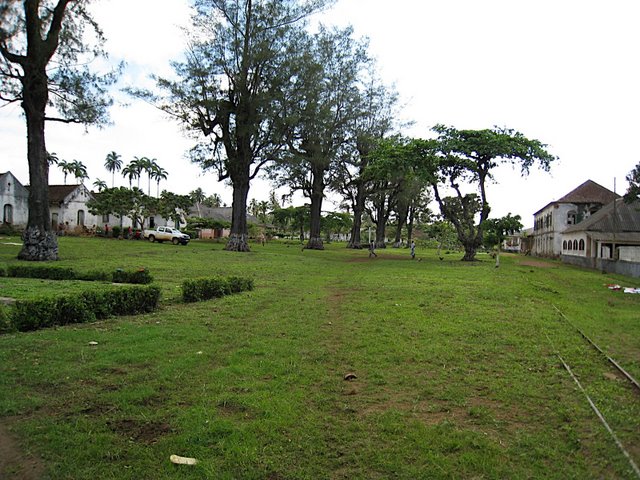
{"left": 76, "top": 270, "right": 111, "bottom": 282}
{"left": 182, "top": 276, "right": 253, "bottom": 303}
{"left": 7, "top": 285, "right": 162, "bottom": 333}
{"left": 7, "top": 264, "right": 75, "bottom": 280}
{"left": 112, "top": 268, "right": 153, "bottom": 284}
{"left": 0, "top": 305, "right": 13, "bottom": 334}
{"left": 111, "top": 225, "right": 122, "bottom": 238}
{"left": 227, "top": 276, "right": 254, "bottom": 294}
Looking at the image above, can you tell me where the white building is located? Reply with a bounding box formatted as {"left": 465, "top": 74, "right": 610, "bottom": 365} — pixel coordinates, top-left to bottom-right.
{"left": 0, "top": 171, "right": 29, "bottom": 228}
{"left": 531, "top": 180, "right": 619, "bottom": 258}
{"left": 561, "top": 198, "right": 640, "bottom": 277}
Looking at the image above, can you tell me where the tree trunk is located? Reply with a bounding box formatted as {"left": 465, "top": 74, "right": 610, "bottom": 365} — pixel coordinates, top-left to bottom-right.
{"left": 406, "top": 205, "right": 415, "bottom": 244}
{"left": 18, "top": 62, "right": 58, "bottom": 261}
{"left": 305, "top": 164, "right": 324, "bottom": 250}
{"left": 392, "top": 205, "right": 408, "bottom": 248}
{"left": 462, "top": 244, "right": 478, "bottom": 261}
{"left": 226, "top": 172, "right": 251, "bottom": 252}
{"left": 347, "top": 204, "right": 363, "bottom": 249}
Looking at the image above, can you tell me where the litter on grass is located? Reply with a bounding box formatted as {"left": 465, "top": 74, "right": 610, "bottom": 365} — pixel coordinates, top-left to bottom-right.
{"left": 606, "top": 284, "right": 640, "bottom": 294}
{"left": 170, "top": 455, "right": 198, "bottom": 466}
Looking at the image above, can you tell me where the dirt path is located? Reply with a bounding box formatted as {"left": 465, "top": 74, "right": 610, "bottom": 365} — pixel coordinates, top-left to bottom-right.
{"left": 0, "top": 420, "right": 46, "bottom": 480}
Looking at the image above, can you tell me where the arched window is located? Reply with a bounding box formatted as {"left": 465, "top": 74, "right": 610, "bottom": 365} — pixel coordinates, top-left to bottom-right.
{"left": 77, "top": 210, "right": 85, "bottom": 226}
{"left": 3, "top": 204, "right": 13, "bottom": 224}
{"left": 573, "top": 240, "right": 578, "bottom": 250}
{"left": 562, "top": 240, "right": 567, "bottom": 250}
{"left": 567, "top": 240, "right": 572, "bottom": 251}
{"left": 579, "top": 239, "right": 585, "bottom": 251}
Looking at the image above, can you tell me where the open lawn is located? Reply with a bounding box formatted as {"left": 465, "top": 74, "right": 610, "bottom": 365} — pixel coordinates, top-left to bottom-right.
{"left": 1, "top": 236, "right": 639, "bottom": 479}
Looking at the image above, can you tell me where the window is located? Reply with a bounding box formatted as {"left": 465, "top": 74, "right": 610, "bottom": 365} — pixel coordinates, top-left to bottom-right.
{"left": 102, "top": 214, "right": 110, "bottom": 223}
{"left": 149, "top": 216, "right": 155, "bottom": 228}
{"left": 3, "top": 204, "right": 13, "bottom": 224}
{"left": 567, "top": 241, "right": 572, "bottom": 251}
{"left": 579, "top": 239, "right": 585, "bottom": 251}
{"left": 563, "top": 240, "right": 567, "bottom": 250}
{"left": 573, "top": 240, "right": 578, "bottom": 250}
{"left": 567, "top": 211, "right": 577, "bottom": 225}
{"left": 77, "top": 210, "right": 85, "bottom": 226}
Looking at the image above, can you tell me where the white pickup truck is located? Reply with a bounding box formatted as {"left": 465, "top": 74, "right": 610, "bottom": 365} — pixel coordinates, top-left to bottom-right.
{"left": 143, "top": 226, "right": 190, "bottom": 245}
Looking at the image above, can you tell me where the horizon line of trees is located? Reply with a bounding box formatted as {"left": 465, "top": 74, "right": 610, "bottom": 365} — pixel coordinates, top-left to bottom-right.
{"left": 1, "top": 0, "right": 568, "bottom": 262}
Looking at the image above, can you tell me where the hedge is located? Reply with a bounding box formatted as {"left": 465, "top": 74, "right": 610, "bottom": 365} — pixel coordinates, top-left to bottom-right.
{"left": 5, "top": 264, "right": 152, "bottom": 284}
{"left": 182, "top": 276, "right": 254, "bottom": 303}
{"left": 6, "top": 285, "right": 161, "bottom": 333}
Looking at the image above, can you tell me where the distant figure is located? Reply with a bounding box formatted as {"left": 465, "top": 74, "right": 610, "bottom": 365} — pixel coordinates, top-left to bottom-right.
{"left": 368, "top": 241, "right": 377, "bottom": 258}
{"left": 410, "top": 240, "right": 416, "bottom": 260}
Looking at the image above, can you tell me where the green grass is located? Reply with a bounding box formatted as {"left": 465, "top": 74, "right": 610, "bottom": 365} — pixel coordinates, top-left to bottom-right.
{"left": 0, "top": 236, "right": 639, "bottom": 479}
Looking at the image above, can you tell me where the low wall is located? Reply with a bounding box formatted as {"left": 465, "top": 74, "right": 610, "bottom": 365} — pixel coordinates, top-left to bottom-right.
{"left": 562, "top": 254, "right": 640, "bottom": 278}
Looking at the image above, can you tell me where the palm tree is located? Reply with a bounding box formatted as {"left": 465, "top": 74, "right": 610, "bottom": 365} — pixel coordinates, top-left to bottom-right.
{"left": 104, "top": 151, "right": 123, "bottom": 188}
{"left": 122, "top": 160, "right": 141, "bottom": 188}
{"left": 190, "top": 188, "right": 206, "bottom": 216}
{"left": 57, "top": 159, "right": 73, "bottom": 184}
{"left": 204, "top": 193, "right": 222, "bottom": 208}
{"left": 151, "top": 164, "right": 168, "bottom": 197}
{"left": 127, "top": 157, "right": 146, "bottom": 189}
{"left": 69, "top": 160, "right": 89, "bottom": 184}
{"left": 93, "top": 178, "right": 107, "bottom": 192}
{"left": 46, "top": 151, "right": 59, "bottom": 166}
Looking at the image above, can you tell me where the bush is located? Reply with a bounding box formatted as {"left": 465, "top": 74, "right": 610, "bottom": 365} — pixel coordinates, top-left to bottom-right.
{"left": 6, "top": 264, "right": 152, "bottom": 284}
{"left": 111, "top": 225, "right": 122, "bottom": 238}
{"left": 76, "top": 270, "right": 111, "bottom": 282}
{"left": 7, "top": 264, "right": 76, "bottom": 280}
{"left": 7, "top": 285, "right": 162, "bottom": 333}
{"left": 112, "top": 268, "right": 153, "bottom": 284}
{"left": 0, "top": 305, "right": 13, "bottom": 334}
{"left": 227, "top": 276, "right": 254, "bottom": 294}
{"left": 182, "top": 276, "right": 253, "bottom": 303}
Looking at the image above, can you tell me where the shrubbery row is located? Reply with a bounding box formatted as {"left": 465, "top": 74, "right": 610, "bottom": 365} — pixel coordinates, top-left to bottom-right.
{"left": 3, "top": 264, "right": 153, "bottom": 284}
{"left": 182, "top": 276, "right": 254, "bottom": 303}
{"left": 0, "top": 285, "right": 161, "bottom": 333}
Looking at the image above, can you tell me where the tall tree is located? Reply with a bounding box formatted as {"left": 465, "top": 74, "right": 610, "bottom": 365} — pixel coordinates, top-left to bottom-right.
{"left": 269, "top": 26, "right": 370, "bottom": 250}
{"left": 1, "top": 0, "right": 119, "bottom": 260}
{"left": 140, "top": 0, "right": 331, "bottom": 252}
{"left": 332, "top": 71, "right": 399, "bottom": 249}
{"left": 624, "top": 162, "right": 640, "bottom": 203}
{"left": 483, "top": 213, "right": 523, "bottom": 267}
{"left": 104, "top": 151, "right": 122, "bottom": 188}
{"left": 68, "top": 159, "right": 88, "bottom": 183}
{"left": 93, "top": 178, "right": 107, "bottom": 192}
{"left": 150, "top": 164, "right": 168, "bottom": 197}
{"left": 410, "top": 126, "right": 556, "bottom": 261}
{"left": 189, "top": 188, "right": 206, "bottom": 216}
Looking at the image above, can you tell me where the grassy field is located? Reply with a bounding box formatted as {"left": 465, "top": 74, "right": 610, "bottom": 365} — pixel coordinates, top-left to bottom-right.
{"left": 1, "top": 235, "right": 639, "bottom": 479}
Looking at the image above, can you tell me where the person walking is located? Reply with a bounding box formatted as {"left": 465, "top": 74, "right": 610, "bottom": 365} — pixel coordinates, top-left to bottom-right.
{"left": 368, "top": 241, "right": 378, "bottom": 258}
{"left": 410, "top": 240, "right": 416, "bottom": 260}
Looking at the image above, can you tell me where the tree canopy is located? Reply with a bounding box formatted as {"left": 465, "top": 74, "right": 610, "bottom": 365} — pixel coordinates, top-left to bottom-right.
{"left": 1, "top": 0, "right": 119, "bottom": 260}
{"left": 139, "top": 0, "right": 332, "bottom": 252}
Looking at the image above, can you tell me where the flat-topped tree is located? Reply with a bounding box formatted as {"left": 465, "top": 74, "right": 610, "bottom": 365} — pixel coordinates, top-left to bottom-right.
{"left": 142, "top": 0, "right": 332, "bottom": 252}
{"left": 0, "top": 0, "right": 119, "bottom": 261}
{"left": 416, "top": 125, "right": 556, "bottom": 261}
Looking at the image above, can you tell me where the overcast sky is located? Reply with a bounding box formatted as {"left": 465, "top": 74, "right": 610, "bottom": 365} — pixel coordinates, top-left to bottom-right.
{"left": 1, "top": 0, "right": 638, "bottom": 227}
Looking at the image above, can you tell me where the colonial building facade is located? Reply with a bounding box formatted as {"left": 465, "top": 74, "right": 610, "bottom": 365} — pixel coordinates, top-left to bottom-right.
{"left": 531, "top": 180, "right": 619, "bottom": 257}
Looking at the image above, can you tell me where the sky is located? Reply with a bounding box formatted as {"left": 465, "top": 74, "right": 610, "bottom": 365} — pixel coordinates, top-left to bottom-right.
{"left": 1, "top": 0, "right": 638, "bottom": 227}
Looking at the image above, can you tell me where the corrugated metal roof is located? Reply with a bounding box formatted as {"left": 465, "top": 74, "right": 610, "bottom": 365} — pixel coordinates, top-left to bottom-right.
{"left": 564, "top": 198, "right": 640, "bottom": 233}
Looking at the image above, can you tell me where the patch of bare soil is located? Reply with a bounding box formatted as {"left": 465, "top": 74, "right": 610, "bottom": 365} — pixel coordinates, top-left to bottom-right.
{"left": 107, "top": 418, "right": 172, "bottom": 444}
{"left": 0, "top": 419, "right": 46, "bottom": 480}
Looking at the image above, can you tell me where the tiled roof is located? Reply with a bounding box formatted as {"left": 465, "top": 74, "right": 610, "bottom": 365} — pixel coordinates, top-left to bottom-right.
{"left": 555, "top": 180, "right": 619, "bottom": 205}
{"left": 564, "top": 198, "right": 640, "bottom": 233}
{"left": 48, "top": 185, "right": 81, "bottom": 204}
{"left": 23, "top": 184, "right": 92, "bottom": 205}
{"left": 188, "top": 205, "right": 259, "bottom": 224}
